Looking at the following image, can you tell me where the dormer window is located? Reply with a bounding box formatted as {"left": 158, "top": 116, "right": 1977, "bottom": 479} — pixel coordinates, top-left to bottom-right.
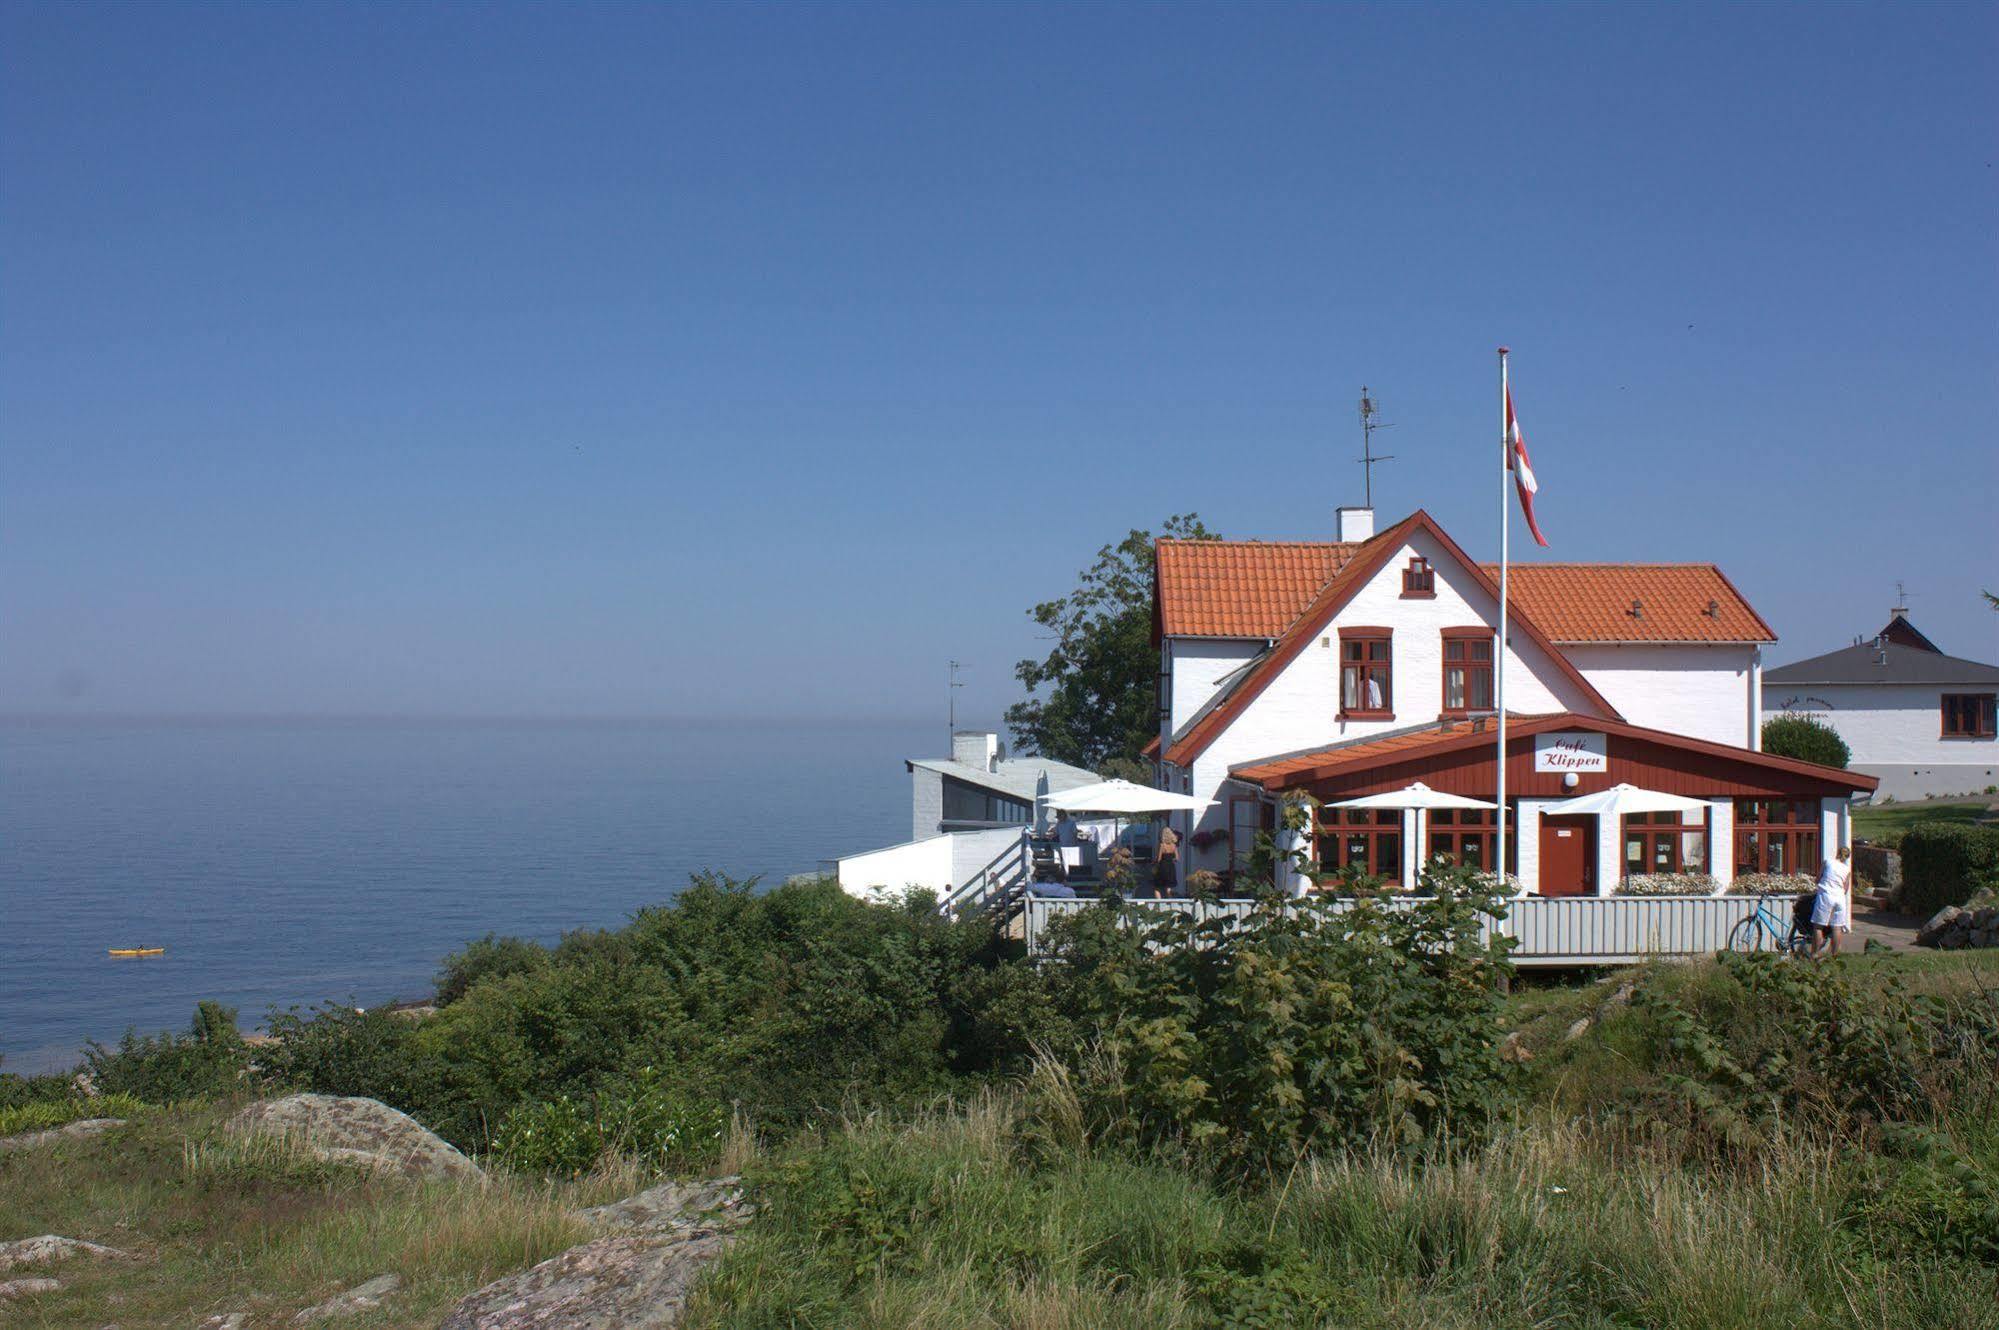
{"left": 1401, "top": 556, "right": 1435, "bottom": 598}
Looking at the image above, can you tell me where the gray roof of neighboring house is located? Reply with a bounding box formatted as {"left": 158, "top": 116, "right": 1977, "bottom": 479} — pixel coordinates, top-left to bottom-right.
{"left": 905, "top": 756, "right": 1102, "bottom": 802}
{"left": 1764, "top": 639, "right": 1999, "bottom": 687}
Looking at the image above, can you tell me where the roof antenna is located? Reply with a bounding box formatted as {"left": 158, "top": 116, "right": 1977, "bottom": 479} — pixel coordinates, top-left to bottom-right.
{"left": 947, "top": 659, "right": 965, "bottom": 749}
{"left": 1357, "top": 387, "right": 1395, "bottom": 509}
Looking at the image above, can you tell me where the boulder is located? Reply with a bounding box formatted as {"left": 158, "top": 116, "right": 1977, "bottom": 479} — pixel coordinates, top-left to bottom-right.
{"left": 575, "top": 1177, "right": 751, "bottom": 1236}
{"left": 0, "top": 1235, "right": 135, "bottom": 1273}
{"left": 437, "top": 1232, "right": 734, "bottom": 1330}
{"left": 229, "top": 1095, "right": 481, "bottom": 1182}
{"left": 0, "top": 1277, "right": 61, "bottom": 1299}
{"left": 294, "top": 1273, "right": 402, "bottom": 1322}
{"left": 0, "top": 1118, "right": 127, "bottom": 1154}
{"left": 1917, "top": 906, "right": 1965, "bottom": 947}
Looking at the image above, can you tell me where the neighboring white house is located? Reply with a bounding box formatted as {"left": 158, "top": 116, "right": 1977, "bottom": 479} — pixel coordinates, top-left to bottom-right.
{"left": 1763, "top": 611, "right": 1999, "bottom": 801}
{"left": 835, "top": 731, "right": 1100, "bottom": 899}
{"left": 1151, "top": 506, "right": 1873, "bottom": 896}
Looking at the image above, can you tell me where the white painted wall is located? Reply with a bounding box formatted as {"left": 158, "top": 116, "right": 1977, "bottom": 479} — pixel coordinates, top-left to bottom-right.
{"left": 1178, "top": 530, "right": 1602, "bottom": 868}
{"left": 837, "top": 834, "right": 955, "bottom": 899}
{"left": 1564, "top": 643, "right": 1759, "bottom": 747}
{"left": 1769, "top": 683, "right": 1997, "bottom": 766}
{"left": 1165, "top": 637, "right": 1264, "bottom": 735}
{"left": 910, "top": 765, "right": 944, "bottom": 841}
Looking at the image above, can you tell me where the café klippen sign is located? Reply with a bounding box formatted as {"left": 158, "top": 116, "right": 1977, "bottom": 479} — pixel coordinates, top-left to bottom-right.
{"left": 1534, "top": 732, "right": 1608, "bottom": 774}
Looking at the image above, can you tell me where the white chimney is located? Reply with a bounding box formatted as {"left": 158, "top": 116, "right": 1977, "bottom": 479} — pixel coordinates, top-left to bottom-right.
{"left": 1336, "top": 506, "right": 1375, "bottom": 542}
{"left": 951, "top": 730, "right": 999, "bottom": 772}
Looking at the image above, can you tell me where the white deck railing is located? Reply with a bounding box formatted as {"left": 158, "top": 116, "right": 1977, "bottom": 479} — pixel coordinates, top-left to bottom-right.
{"left": 1020, "top": 893, "right": 1786, "bottom": 966}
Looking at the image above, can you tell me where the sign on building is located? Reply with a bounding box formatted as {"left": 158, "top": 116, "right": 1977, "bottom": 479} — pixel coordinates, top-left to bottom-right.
{"left": 1534, "top": 732, "right": 1608, "bottom": 773}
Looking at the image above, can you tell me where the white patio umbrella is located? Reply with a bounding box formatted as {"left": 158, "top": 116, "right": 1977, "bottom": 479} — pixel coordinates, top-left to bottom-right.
{"left": 1541, "top": 782, "right": 1709, "bottom": 818}
{"left": 1042, "top": 779, "right": 1207, "bottom": 814}
{"left": 1033, "top": 769, "right": 1051, "bottom": 834}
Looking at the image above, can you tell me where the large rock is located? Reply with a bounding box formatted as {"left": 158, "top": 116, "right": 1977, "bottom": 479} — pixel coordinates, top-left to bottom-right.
{"left": 0, "top": 1118, "right": 126, "bottom": 1154}
{"left": 0, "top": 1235, "right": 136, "bottom": 1272}
{"left": 441, "top": 1176, "right": 752, "bottom": 1328}
{"left": 437, "top": 1232, "right": 734, "bottom": 1329}
{"left": 575, "top": 1177, "right": 750, "bottom": 1236}
{"left": 1917, "top": 905, "right": 1965, "bottom": 947}
{"left": 229, "top": 1095, "right": 481, "bottom": 1182}
{"left": 0, "top": 1278, "right": 62, "bottom": 1299}
{"left": 294, "top": 1272, "right": 403, "bottom": 1322}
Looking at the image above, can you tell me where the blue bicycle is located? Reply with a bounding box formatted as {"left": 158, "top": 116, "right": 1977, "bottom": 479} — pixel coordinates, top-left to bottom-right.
{"left": 1727, "top": 893, "right": 1812, "bottom": 957}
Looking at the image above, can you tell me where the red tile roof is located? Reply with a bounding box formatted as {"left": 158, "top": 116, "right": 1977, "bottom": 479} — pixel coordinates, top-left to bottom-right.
{"left": 1159, "top": 512, "right": 1620, "bottom": 767}
{"left": 1155, "top": 539, "right": 1773, "bottom": 644}
{"left": 1155, "top": 540, "right": 1360, "bottom": 638}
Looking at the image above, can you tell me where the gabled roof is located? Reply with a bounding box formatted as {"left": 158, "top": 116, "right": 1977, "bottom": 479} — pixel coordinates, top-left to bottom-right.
{"left": 1154, "top": 539, "right": 1774, "bottom": 644}
{"left": 1160, "top": 510, "right": 1619, "bottom": 767}
{"left": 1229, "top": 711, "right": 1878, "bottom": 793}
{"left": 1154, "top": 540, "right": 1360, "bottom": 638}
{"left": 1879, "top": 613, "right": 1942, "bottom": 654}
{"left": 1764, "top": 639, "right": 1999, "bottom": 687}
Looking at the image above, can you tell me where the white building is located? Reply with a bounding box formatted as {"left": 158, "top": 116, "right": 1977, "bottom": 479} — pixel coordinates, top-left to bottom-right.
{"left": 1763, "top": 611, "right": 1999, "bottom": 801}
{"left": 834, "top": 732, "right": 1099, "bottom": 900}
{"left": 1151, "top": 506, "right": 1873, "bottom": 896}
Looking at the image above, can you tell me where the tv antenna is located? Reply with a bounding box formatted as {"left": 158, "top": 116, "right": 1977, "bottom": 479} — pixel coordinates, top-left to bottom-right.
{"left": 1357, "top": 387, "right": 1395, "bottom": 508}
{"left": 947, "top": 659, "right": 965, "bottom": 745}
{"left": 1893, "top": 580, "right": 1914, "bottom": 612}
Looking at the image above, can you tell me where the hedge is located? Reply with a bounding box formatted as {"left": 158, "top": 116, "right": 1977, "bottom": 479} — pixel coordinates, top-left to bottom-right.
{"left": 1898, "top": 821, "right": 1999, "bottom": 916}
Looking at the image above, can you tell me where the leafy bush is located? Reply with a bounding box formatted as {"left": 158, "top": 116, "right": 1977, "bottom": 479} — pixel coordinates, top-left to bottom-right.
{"left": 1037, "top": 859, "right": 1515, "bottom": 1173}
{"left": 1728, "top": 872, "right": 1815, "bottom": 895}
{"left": 1616, "top": 872, "right": 1720, "bottom": 896}
{"left": 489, "top": 1067, "right": 726, "bottom": 1176}
{"left": 1761, "top": 714, "right": 1850, "bottom": 768}
{"left": 82, "top": 1002, "right": 250, "bottom": 1103}
{"left": 1626, "top": 951, "right": 1998, "bottom": 1156}
{"left": 0, "top": 1093, "right": 146, "bottom": 1136}
{"left": 258, "top": 1003, "right": 439, "bottom": 1107}
{"left": 0, "top": 1062, "right": 84, "bottom": 1111}
{"left": 435, "top": 933, "right": 548, "bottom": 1006}
{"left": 1900, "top": 822, "right": 1999, "bottom": 916}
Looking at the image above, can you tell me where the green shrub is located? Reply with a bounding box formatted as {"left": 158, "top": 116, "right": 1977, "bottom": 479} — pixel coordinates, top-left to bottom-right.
{"left": 0, "top": 1062, "right": 85, "bottom": 1111}
{"left": 1900, "top": 821, "right": 1999, "bottom": 916}
{"left": 1037, "top": 859, "right": 1515, "bottom": 1173}
{"left": 1761, "top": 714, "right": 1851, "bottom": 768}
{"left": 489, "top": 1068, "right": 725, "bottom": 1176}
{"left": 435, "top": 933, "right": 548, "bottom": 1006}
{"left": 0, "top": 1093, "right": 146, "bottom": 1136}
{"left": 258, "top": 1003, "right": 440, "bottom": 1108}
{"left": 82, "top": 1002, "right": 250, "bottom": 1103}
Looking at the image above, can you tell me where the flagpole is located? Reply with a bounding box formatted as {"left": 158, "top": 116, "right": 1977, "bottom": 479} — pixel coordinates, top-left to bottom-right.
{"left": 1496, "top": 347, "right": 1510, "bottom": 890}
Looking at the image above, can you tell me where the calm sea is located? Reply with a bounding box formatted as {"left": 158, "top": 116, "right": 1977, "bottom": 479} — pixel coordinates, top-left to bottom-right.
{"left": 0, "top": 716, "right": 934, "bottom": 1073}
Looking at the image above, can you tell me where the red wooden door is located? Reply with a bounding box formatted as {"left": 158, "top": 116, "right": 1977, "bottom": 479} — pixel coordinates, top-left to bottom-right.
{"left": 1538, "top": 815, "right": 1595, "bottom": 897}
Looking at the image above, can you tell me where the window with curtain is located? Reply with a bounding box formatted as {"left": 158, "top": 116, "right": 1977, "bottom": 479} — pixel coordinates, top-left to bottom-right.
{"left": 1441, "top": 630, "right": 1494, "bottom": 715}
{"left": 1339, "top": 631, "right": 1392, "bottom": 717}
{"left": 1623, "top": 809, "right": 1709, "bottom": 876}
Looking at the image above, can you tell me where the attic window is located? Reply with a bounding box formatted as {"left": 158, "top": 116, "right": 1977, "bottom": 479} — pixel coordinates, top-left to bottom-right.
{"left": 1401, "top": 556, "right": 1435, "bottom": 598}
{"left": 1628, "top": 599, "right": 1644, "bottom": 619}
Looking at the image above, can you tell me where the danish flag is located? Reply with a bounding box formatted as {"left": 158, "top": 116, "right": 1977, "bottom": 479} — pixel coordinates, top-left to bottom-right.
{"left": 1505, "top": 389, "right": 1549, "bottom": 547}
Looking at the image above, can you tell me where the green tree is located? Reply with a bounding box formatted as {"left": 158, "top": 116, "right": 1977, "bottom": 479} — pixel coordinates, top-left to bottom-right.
{"left": 1761, "top": 714, "right": 1850, "bottom": 769}
{"left": 1006, "top": 515, "right": 1217, "bottom": 771}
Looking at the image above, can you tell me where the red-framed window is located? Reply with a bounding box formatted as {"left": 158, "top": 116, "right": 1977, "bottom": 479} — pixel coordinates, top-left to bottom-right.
{"left": 1942, "top": 694, "right": 1997, "bottom": 739}
{"left": 1315, "top": 806, "right": 1403, "bottom": 885}
{"left": 1426, "top": 805, "right": 1515, "bottom": 873}
{"left": 1441, "top": 628, "right": 1495, "bottom": 716}
{"left": 1401, "top": 556, "right": 1435, "bottom": 597}
{"left": 1339, "top": 628, "right": 1393, "bottom": 718}
{"left": 1734, "top": 799, "right": 1820, "bottom": 876}
{"left": 1622, "top": 809, "right": 1710, "bottom": 877}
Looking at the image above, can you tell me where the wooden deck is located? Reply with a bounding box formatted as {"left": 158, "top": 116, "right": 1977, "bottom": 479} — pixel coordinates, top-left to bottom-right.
{"left": 1019, "top": 893, "right": 1791, "bottom": 967}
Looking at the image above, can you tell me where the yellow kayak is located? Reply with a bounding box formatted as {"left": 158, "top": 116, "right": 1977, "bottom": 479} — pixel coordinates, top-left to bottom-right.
{"left": 107, "top": 947, "right": 165, "bottom": 957}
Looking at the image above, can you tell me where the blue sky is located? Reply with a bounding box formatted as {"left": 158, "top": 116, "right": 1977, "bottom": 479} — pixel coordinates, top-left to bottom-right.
{"left": 5, "top": 2, "right": 1994, "bottom": 723}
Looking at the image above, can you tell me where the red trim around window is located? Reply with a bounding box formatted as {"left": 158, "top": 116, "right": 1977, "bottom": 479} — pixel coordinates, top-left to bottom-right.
{"left": 1401, "top": 556, "right": 1436, "bottom": 598}
{"left": 1440, "top": 626, "right": 1495, "bottom": 718}
{"left": 1941, "top": 693, "right": 1997, "bottom": 739}
{"left": 1337, "top": 627, "right": 1393, "bottom": 719}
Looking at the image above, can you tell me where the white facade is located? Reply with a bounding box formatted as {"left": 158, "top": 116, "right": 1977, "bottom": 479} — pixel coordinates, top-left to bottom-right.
{"left": 1165, "top": 528, "right": 1606, "bottom": 872}
{"left": 1768, "top": 683, "right": 1999, "bottom": 800}
{"left": 1564, "top": 643, "right": 1761, "bottom": 748}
